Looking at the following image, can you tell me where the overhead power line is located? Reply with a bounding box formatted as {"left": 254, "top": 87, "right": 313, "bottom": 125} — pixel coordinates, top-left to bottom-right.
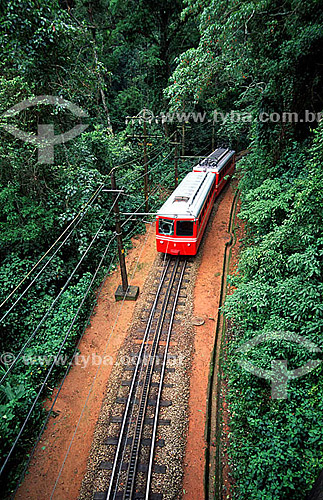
{"left": 2, "top": 147, "right": 175, "bottom": 380}
{"left": 0, "top": 235, "right": 118, "bottom": 478}
{"left": 0, "top": 185, "right": 105, "bottom": 325}
{"left": 1, "top": 152, "right": 180, "bottom": 482}
{"left": 0, "top": 192, "right": 122, "bottom": 386}
{"left": 0, "top": 183, "right": 104, "bottom": 312}
{"left": 10, "top": 165, "right": 176, "bottom": 491}
{"left": 12, "top": 213, "right": 156, "bottom": 494}
{"left": 1, "top": 175, "right": 167, "bottom": 387}
{"left": 3, "top": 192, "right": 162, "bottom": 480}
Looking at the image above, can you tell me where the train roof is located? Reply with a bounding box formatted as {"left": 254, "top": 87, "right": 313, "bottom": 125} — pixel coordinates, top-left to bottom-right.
{"left": 156, "top": 171, "right": 215, "bottom": 219}
{"left": 193, "top": 148, "right": 235, "bottom": 173}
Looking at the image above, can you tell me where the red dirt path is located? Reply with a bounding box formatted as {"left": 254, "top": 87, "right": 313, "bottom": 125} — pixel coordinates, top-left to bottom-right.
{"left": 182, "top": 183, "right": 234, "bottom": 499}
{"left": 17, "top": 224, "right": 157, "bottom": 500}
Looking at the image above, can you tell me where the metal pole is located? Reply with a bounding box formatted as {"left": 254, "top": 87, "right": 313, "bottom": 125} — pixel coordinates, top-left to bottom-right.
{"left": 111, "top": 169, "right": 129, "bottom": 293}
{"left": 174, "top": 130, "right": 178, "bottom": 188}
{"left": 143, "top": 110, "right": 149, "bottom": 213}
{"left": 182, "top": 122, "right": 185, "bottom": 157}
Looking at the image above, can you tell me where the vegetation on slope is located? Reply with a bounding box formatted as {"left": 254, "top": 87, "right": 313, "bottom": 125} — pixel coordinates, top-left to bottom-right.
{"left": 0, "top": 0, "right": 193, "bottom": 492}
{"left": 1, "top": 0, "right": 323, "bottom": 497}
{"left": 165, "top": 0, "right": 323, "bottom": 497}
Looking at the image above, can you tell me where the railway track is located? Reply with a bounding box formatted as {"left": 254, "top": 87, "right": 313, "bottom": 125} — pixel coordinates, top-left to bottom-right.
{"left": 94, "top": 256, "right": 188, "bottom": 500}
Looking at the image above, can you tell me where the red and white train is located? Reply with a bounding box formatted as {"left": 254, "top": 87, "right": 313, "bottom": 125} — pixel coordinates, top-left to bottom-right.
{"left": 156, "top": 148, "right": 235, "bottom": 256}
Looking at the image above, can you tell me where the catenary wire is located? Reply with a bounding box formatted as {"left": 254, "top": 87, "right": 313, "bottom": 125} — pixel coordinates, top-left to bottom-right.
{"left": 6, "top": 132, "right": 210, "bottom": 483}
{"left": 5, "top": 167, "right": 173, "bottom": 387}
{"left": 0, "top": 183, "right": 104, "bottom": 311}
{"left": 0, "top": 234, "right": 119, "bottom": 478}
{"left": 6, "top": 166, "right": 176, "bottom": 485}
{"left": 3, "top": 160, "right": 174, "bottom": 385}
{"left": 3, "top": 143, "right": 186, "bottom": 331}
{"left": 0, "top": 185, "right": 105, "bottom": 324}
{"left": 0, "top": 192, "right": 122, "bottom": 385}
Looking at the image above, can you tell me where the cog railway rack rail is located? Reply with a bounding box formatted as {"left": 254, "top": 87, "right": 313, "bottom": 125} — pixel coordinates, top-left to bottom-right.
{"left": 94, "top": 256, "right": 190, "bottom": 500}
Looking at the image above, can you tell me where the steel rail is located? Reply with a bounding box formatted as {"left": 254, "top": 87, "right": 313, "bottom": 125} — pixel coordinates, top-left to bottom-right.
{"left": 105, "top": 258, "right": 172, "bottom": 500}
{"left": 123, "top": 258, "right": 181, "bottom": 500}
{"left": 145, "top": 260, "right": 187, "bottom": 500}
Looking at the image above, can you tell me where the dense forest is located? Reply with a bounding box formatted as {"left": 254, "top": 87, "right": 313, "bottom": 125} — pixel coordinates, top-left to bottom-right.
{"left": 0, "top": 0, "right": 323, "bottom": 498}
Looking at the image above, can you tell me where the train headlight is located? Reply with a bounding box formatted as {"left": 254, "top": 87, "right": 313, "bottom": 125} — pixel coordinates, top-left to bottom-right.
{"left": 187, "top": 243, "right": 191, "bottom": 246}
{"left": 160, "top": 240, "right": 164, "bottom": 244}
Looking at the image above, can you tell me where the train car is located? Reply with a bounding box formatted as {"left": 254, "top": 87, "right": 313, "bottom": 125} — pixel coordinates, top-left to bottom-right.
{"left": 156, "top": 148, "right": 235, "bottom": 256}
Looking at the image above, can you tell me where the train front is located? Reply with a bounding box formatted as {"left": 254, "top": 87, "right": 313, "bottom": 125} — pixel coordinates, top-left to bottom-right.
{"left": 155, "top": 181, "right": 198, "bottom": 255}
{"left": 156, "top": 215, "right": 197, "bottom": 255}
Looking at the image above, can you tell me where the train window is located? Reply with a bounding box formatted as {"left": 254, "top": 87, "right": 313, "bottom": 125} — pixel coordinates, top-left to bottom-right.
{"left": 174, "top": 196, "right": 189, "bottom": 202}
{"left": 158, "top": 219, "right": 174, "bottom": 235}
{"left": 176, "top": 220, "right": 194, "bottom": 236}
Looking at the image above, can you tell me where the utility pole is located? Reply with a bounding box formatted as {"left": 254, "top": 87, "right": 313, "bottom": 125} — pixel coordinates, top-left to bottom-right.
{"left": 174, "top": 130, "right": 179, "bottom": 189}
{"left": 125, "top": 110, "right": 163, "bottom": 213}
{"left": 143, "top": 110, "right": 149, "bottom": 213}
{"left": 181, "top": 122, "right": 185, "bottom": 157}
{"left": 181, "top": 100, "right": 186, "bottom": 157}
{"left": 111, "top": 168, "right": 139, "bottom": 302}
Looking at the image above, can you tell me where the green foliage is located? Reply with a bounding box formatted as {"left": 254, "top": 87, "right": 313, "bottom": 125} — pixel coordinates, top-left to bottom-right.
{"left": 223, "top": 122, "right": 323, "bottom": 498}
{"left": 165, "top": 0, "right": 323, "bottom": 151}
{"left": 0, "top": 0, "right": 322, "bottom": 496}
{"left": 164, "top": 14, "right": 323, "bottom": 495}
{"left": 0, "top": 0, "right": 194, "bottom": 492}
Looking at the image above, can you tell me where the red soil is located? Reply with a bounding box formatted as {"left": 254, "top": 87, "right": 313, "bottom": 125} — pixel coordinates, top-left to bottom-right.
{"left": 17, "top": 223, "right": 157, "bottom": 500}
{"left": 182, "top": 183, "right": 234, "bottom": 499}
